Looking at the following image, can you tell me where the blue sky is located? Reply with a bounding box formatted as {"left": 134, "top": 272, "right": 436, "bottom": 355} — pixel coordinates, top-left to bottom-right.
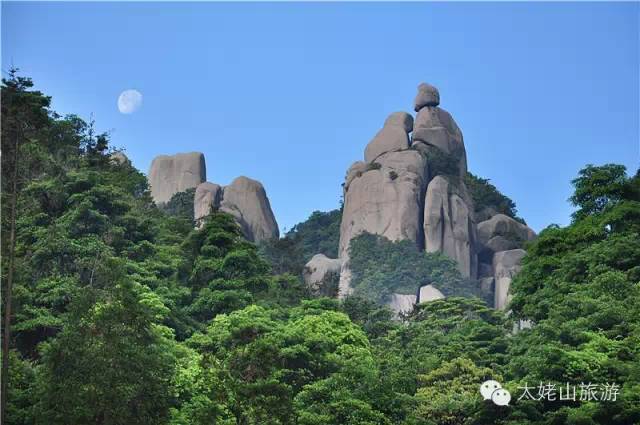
{"left": 2, "top": 2, "right": 638, "bottom": 233}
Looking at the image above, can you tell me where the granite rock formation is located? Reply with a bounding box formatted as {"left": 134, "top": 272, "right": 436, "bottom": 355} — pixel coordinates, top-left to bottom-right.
{"left": 337, "top": 82, "right": 533, "bottom": 310}
{"left": 414, "top": 83, "right": 440, "bottom": 111}
{"left": 148, "top": 152, "right": 278, "bottom": 243}
{"left": 417, "top": 284, "right": 445, "bottom": 303}
{"left": 493, "top": 249, "right": 526, "bottom": 310}
{"left": 194, "top": 182, "right": 222, "bottom": 224}
{"left": 110, "top": 151, "right": 130, "bottom": 165}
{"left": 303, "top": 254, "right": 342, "bottom": 295}
{"left": 339, "top": 150, "right": 429, "bottom": 259}
{"left": 423, "top": 175, "right": 478, "bottom": 279}
{"left": 388, "top": 293, "right": 417, "bottom": 316}
{"left": 194, "top": 176, "right": 279, "bottom": 243}
{"left": 387, "top": 284, "right": 445, "bottom": 316}
{"left": 477, "top": 214, "right": 535, "bottom": 260}
{"left": 148, "top": 152, "right": 206, "bottom": 204}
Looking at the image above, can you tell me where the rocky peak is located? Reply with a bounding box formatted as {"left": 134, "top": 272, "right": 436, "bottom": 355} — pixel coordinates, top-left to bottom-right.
{"left": 194, "top": 176, "right": 279, "bottom": 243}
{"left": 337, "top": 82, "right": 531, "bottom": 311}
{"left": 363, "top": 111, "right": 412, "bottom": 163}
{"left": 220, "top": 176, "right": 279, "bottom": 243}
{"left": 148, "top": 152, "right": 206, "bottom": 205}
{"left": 414, "top": 83, "right": 440, "bottom": 111}
{"left": 149, "top": 152, "right": 278, "bottom": 243}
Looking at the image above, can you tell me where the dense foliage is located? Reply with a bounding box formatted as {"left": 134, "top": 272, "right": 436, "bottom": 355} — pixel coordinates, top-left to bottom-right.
{"left": 348, "top": 233, "right": 485, "bottom": 304}
{"left": 465, "top": 172, "right": 523, "bottom": 222}
{"left": 259, "top": 209, "right": 342, "bottom": 276}
{"left": 162, "top": 188, "right": 196, "bottom": 222}
{"left": 505, "top": 164, "right": 640, "bottom": 424}
{"left": 2, "top": 73, "right": 639, "bottom": 425}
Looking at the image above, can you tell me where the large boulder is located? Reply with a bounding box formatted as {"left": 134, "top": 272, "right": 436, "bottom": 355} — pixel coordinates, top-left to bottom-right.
{"left": 220, "top": 176, "right": 279, "bottom": 242}
{"left": 493, "top": 249, "right": 526, "bottom": 310}
{"left": 388, "top": 293, "right": 417, "bottom": 316}
{"left": 339, "top": 150, "right": 429, "bottom": 258}
{"left": 477, "top": 214, "right": 536, "bottom": 245}
{"left": 413, "top": 106, "right": 462, "bottom": 142}
{"left": 194, "top": 182, "right": 222, "bottom": 224}
{"left": 384, "top": 111, "right": 414, "bottom": 133}
{"left": 475, "top": 206, "right": 499, "bottom": 223}
{"left": 417, "top": 284, "right": 445, "bottom": 303}
{"left": 344, "top": 161, "right": 368, "bottom": 192}
{"left": 303, "top": 254, "right": 342, "bottom": 295}
{"left": 148, "top": 152, "right": 206, "bottom": 204}
{"left": 338, "top": 150, "right": 428, "bottom": 295}
{"left": 337, "top": 260, "right": 354, "bottom": 299}
{"left": 423, "top": 176, "right": 478, "bottom": 278}
{"left": 364, "top": 112, "right": 412, "bottom": 163}
{"left": 412, "top": 105, "right": 467, "bottom": 176}
{"left": 110, "top": 151, "right": 130, "bottom": 165}
{"left": 477, "top": 214, "right": 535, "bottom": 262}
{"left": 414, "top": 83, "right": 440, "bottom": 111}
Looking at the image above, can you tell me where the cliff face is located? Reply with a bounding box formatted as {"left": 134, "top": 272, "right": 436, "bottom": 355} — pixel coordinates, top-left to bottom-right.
{"left": 334, "top": 83, "right": 535, "bottom": 311}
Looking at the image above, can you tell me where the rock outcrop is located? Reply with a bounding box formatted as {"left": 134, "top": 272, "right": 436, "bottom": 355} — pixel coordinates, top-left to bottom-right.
{"left": 149, "top": 152, "right": 206, "bottom": 204}
{"left": 412, "top": 86, "right": 467, "bottom": 177}
{"left": 193, "top": 176, "right": 279, "bottom": 242}
{"left": 493, "top": 249, "right": 526, "bottom": 310}
{"left": 338, "top": 84, "right": 476, "bottom": 296}
{"left": 303, "top": 254, "right": 342, "bottom": 295}
{"left": 335, "top": 82, "right": 530, "bottom": 310}
{"left": 194, "top": 182, "right": 222, "bottom": 224}
{"left": 414, "top": 83, "right": 440, "bottom": 111}
{"left": 388, "top": 293, "right": 417, "bottom": 316}
{"left": 477, "top": 214, "right": 536, "bottom": 262}
{"left": 110, "top": 151, "right": 130, "bottom": 165}
{"left": 147, "top": 152, "right": 278, "bottom": 242}
{"left": 423, "top": 175, "right": 478, "bottom": 278}
{"left": 339, "top": 149, "right": 428, "bottom": 259}
{"left": 417, "top": 284, "right": 445, "bottom": 303}
{"left": 219, "top": 177, "right": 279, "bottom": 243}
{"left": 388, "top": 284, "right": 445, "bottom": 316}
{"left": 477, "top": 214, "right": 535, "bottom": 246}
{"left": 385, "top": 111, "right": 414, "bottom": 133}
{"left": 364, "top": 112, "right": 412, "bottom": 163}
{"left": 338, "top": 261, "right": 354, "bottom": 299}
{"left": 344, "top": 161, "right": 368, "bottom": 192}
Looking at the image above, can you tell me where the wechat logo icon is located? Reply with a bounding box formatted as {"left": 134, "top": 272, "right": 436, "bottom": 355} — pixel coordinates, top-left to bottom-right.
{"left": 480, "top": 380, "right": 511, "bottom": 406}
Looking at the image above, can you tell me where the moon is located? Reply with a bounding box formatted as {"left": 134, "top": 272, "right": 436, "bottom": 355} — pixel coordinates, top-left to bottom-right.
{"left": 118, "top": 89, "right": 143, "bottom": 114}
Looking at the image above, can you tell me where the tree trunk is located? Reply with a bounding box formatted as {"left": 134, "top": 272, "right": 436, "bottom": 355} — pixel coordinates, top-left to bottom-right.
{"left": 1, "top": 130, "right": 19, "bottom": 424}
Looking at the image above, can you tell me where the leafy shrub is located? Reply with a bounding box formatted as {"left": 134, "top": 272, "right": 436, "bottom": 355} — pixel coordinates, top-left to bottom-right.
{"left": 348, "top": 233, "right": 482, "bottom": 304}
{"left": 161, "top": 188, "right": 196, "bottom": 222}
{"left": 259, "top": 209, "right": 342, "bottom": 276}
{"left": 464, "top": 172, "right": 523, "bottom": 222}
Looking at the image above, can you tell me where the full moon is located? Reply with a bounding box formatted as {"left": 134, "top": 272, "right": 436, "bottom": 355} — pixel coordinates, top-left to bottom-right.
{"left": 117, "top": 89, "right": 143, "bottom": 114}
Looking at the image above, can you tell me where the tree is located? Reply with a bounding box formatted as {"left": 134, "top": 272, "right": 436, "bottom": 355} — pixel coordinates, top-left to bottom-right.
{"left": 1, "top": 69, "right": 53, "bottom": 422}
{"left": 286, "top": 209, "right": 342, "bottom": 261}
{"left": 35, "top": 280, "right": 177, "bottom": 425}
{"left": 258, "top": 209, "right": 342, "bottom": 277}
{"left": 372, "top": 298, "right": 509, "bottom": 424}
{"left": 162, "top": 188, "right": 196, "bottom": 222}
{"left": 409, "top": 358, "right": 497, "bottom": 425}
{"left": 347, "top": 233, "right": 482, "bottom": 303}
{"left": 464, "top": 172, "right": 522, "bottom": 222}
{"left": 188, "top": 304, "right": 389, "bottom": 424}
{"left": 505, "top": 164, "right": 640, "bottom": 425}
{"left": 569, "top": 163, "right": 629, "bottom": 221}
